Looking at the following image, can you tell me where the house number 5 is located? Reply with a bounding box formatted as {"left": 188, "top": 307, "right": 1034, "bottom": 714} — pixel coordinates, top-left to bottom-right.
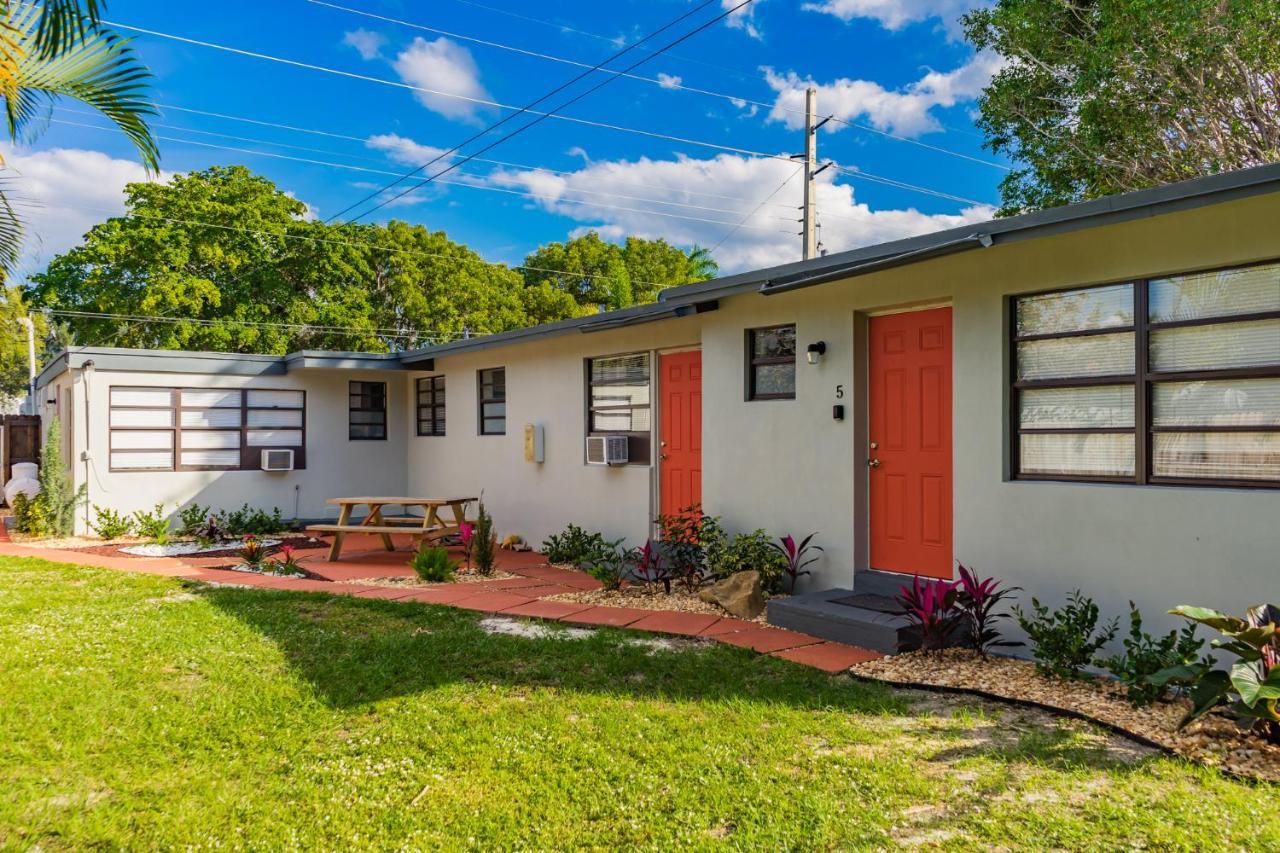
{"left": 835, "top": 384, "right": 844, "bottom": 399}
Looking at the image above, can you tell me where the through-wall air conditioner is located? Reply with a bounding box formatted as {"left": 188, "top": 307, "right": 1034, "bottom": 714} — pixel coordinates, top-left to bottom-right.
{"left": 585, "top": 435, "right": 629, "bottom": 466}
{"left": 260, "top": 449, "right": 295, "bottom": 472}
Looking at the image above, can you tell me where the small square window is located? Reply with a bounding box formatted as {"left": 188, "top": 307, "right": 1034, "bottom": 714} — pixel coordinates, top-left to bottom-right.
{"left": 747, "top": 325, "right": 796, "bottom": 400}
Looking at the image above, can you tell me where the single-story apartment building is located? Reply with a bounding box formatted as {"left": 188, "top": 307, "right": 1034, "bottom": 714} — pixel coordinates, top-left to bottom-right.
{"left": 34, "top": 164, "right": 1280, "bottom": 645}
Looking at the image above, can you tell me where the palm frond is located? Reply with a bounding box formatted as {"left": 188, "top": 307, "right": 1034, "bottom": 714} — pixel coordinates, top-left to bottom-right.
{"left": 0, "top": 175, "right": 26, "bottom": 277}
{"left": 4, "top": 2, "right": 158, "bottom": 171}
{"left": 31, "top": 0, "right": 104, "bottom": 59}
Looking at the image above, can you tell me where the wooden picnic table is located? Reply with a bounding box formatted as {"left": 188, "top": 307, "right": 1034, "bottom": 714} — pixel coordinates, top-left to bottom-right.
{"left": 306, "top": 496, "right": 476, "bottom": 561}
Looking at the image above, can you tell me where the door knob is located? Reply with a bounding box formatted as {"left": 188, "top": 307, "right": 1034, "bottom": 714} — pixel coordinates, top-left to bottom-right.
{"left": 868, "top": 458, "right": 881, "bottom": 468}
{"left": 660, "top": 454, "right": 669, "bottom": 461}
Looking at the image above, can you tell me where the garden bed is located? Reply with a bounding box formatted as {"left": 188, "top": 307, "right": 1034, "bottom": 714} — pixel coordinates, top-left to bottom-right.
{"left": 850, "top": 648, "right": 1280, "bottom": 783}
{"left": 29, "top": 533, "right": 330, "bottom": 560}
{"left": 337, "top": 568, "right": 523, "bottom": 588}
{"left": 545, "top": 582, "right": 777, "bottom": 623}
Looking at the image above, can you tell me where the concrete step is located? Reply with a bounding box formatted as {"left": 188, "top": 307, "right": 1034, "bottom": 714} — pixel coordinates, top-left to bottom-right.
{"left": 766, "top": 588, "right": 912, "bottom": 654}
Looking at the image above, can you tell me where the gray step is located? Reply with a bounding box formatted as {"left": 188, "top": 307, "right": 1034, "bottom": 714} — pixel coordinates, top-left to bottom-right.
{"left": 767, "top": 588, "right": 912, "bottom": 654}
{"left": 851, "top": 568, "right": 921, "bottom": 598}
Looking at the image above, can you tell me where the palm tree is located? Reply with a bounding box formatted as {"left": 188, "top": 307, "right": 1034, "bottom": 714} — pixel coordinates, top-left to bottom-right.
{"left": 0, "top": 0, "right": 157, "bottom": 272}
{"left": 686, "top": 245, "right": 718, "bottom": 282}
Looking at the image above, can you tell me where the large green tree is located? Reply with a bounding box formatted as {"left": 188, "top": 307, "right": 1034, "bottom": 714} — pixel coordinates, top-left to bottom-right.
{"left": 964, "top": 0, "right": 1280, "bottom": 214}
{"left": 26, "top": 166, "right": 528, "bottom": 352}
{"left": 520, "top": 231, "right": 717, "bottom": 322}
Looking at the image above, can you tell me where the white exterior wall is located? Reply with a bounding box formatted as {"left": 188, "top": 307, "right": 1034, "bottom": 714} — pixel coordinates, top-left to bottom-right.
{"left": 63, "top": 367, "right": 408, "bottom": 533}
{"left": 404, "top": 316, "right": 702, "bottom": 549}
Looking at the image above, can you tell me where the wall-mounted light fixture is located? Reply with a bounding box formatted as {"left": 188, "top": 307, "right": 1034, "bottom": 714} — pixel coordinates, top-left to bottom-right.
{"left": 806, "top": 341, "right": 826, "bottom": 365}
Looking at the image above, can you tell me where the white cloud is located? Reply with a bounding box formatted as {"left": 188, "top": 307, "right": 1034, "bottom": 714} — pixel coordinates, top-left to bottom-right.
{"left": 723, "top": 0, "right": 764, "bottom": 39}
{"left": 365, "top": 132, "right": 452, "bottom": 166}
{"left": 392, "top": 37, "right": 492, "bottom": 123}
{"left": 656, "top": 73, "right": 683, "bottom": 89}
{"left": 342, "top": 28, "right": 386, "bottom": 60}
{"left": 0, "top": 144, "right": 167, "bottom": 275}
{"left": 483, "top": 151, "right": 993, "bottom": 273}
{"left": 801, "top": 0, "right": 985, "bottom": 37}
{"left": 764, "top": 51, "right": 1004, "bottom": 138}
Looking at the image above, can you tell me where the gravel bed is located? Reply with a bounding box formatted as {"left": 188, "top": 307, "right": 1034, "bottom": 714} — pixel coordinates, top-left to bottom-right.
{"left": 851, "top": 648, "right": 1280, "bottom": 782}
{"left": 545, "top": 584, "right": 773, "bottom": 623}
{"left": 336, "top": 569, "right": 522, "bottom": 588}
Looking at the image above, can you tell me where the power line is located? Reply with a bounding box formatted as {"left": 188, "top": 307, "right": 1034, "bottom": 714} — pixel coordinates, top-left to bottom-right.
{"left": 710, "top": 165, "right": 802, "bottom": 253}
{"left": 350, "top": 0, "right": 764, "bottom": 221}
{"left": 329, "top": 0, "right": 726, "bottom": 222}
{"left": 311, "top": 0, "right": 1010, "bottom": 172}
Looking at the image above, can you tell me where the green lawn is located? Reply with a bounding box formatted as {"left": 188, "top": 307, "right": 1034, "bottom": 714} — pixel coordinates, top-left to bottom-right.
{"left": 0, "top": 558, "right": 1274, "bottom": 850}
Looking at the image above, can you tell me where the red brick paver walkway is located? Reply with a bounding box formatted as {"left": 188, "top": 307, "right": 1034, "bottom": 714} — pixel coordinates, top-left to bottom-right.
{"left": 0, "top": 531, "right": 881, "bottom": 673}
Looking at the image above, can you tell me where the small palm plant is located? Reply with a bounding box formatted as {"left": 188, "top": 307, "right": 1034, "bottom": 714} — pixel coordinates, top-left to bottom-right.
{"left": 768, "top": 533, "right": 823, "bottom": 594}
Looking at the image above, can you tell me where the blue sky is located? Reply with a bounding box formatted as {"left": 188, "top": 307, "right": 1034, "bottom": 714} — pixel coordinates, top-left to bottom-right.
{"left": 12, "top": 0, "right": 1009, "bottom": 277}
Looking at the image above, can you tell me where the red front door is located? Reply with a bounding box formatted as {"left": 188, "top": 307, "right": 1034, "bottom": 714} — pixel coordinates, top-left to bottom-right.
{"left": 868, "top": 308, "right": 953, "bottom": 578}
{"left": 659, "top": 350, "right": 702, "bottom": 517}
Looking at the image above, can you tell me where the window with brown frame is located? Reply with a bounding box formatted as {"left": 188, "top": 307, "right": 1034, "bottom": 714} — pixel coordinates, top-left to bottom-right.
{"left": 586, "top": 352, "right": 651, "bottom": 465}
{"left": 349, "top": 381, "right": 387, "bottom": 440}
{"left": 417, "top": 375, "right": 446, "bottom": 436}
{"left": 746, "top": 324, "right": 796, "bottom": 400}
{"left": 108, "top": 387, "right": 305, "bottom": 471}
{"left": 478, "top": 367, "right": 506, "bottom": 435}
{"left": 1011, "top": 259, "right": 1280, "bottom": 487}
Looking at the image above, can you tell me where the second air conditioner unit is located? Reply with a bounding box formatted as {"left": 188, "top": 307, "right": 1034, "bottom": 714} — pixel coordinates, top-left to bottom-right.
{"left": 585, "top": 435, "right": 629, "bottom": 466}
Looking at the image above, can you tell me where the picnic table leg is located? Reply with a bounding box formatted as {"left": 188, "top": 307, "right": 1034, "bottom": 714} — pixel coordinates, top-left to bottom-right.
{"left": 367, "top": 504, "right": 395, "bottom": 552}
{"left": 328, "top": 504, "right": 352, "bottom": 562}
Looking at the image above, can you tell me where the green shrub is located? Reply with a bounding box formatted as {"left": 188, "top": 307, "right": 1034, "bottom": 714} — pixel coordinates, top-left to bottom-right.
{"left": 90, "top": 506, "right": 133, "bottom": 540}
{"left": 217, "top": 505, "right": 285, "bottom": 536}
{"left": 34, "top": 418, "right": 86, "bottom": 537}
{"left": 131, "top": 503, "right": 172, "bottom": 545}
{"left": 1096, "top": 602, "right": 1208, "bottom": 706}
{"left": 411, "top": 544, "right": 457, "bottom": 582}
{"left": 178, "top": 503, "right": 210, "bottom": 536}
{"left": 1015, "top": 590, "right": 1119, "bottom": 679}
{"left": 705, "top": 528, "right": 787, "bottom": 593}
{"left": 472, "top": 501, "right": 497, "bottom": 576}
{"left": 655, "top": 505, "right": 717, "bottom": 592}
{"left": 581, "top": 538, "right": 628, "bottom": 590}
{"left": 541, "top": 523, "right": 607, "bottom": 567}
{"left": 12, "top": 491, "right": 53, "bottom": 538}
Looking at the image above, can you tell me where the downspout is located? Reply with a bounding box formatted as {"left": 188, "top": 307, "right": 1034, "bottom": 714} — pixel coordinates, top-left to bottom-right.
{"left": 80, "top": 360, "right": 95, "bottom": 533}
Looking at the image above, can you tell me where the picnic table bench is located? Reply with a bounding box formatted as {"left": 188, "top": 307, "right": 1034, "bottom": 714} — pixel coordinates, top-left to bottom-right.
{"left": 306, "top": 496, "right": 476, "bottom": 561}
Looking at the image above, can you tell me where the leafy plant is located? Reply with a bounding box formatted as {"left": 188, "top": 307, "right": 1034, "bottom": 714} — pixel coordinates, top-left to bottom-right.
{"left": 767, "top": 533, "right": 823, "bottom": 595}
{"left": 541, "top": 523, "right": 607, "bottom": 567}
{"left": 705, "top": 528, "right": 787, "bottom": 593}
{"left": 218, "top": 504, "right": 285, "bottom": 536}
{"left": 130, "top": 503, "right": 171, "bottom": 545}
{"left": 178, "top": 503, "right": 210, "bottom": 536}
{"left": 471, "top": 501, "right": 497, "bottom": 577}
{"left": 627, "top": 539, "right": 671, "bottom": 593}
{"left": 11, "top": 491, "right": 52, "bottom": 537}
{"left": 458, "top": 521, "right": 475, "bottom": 569}
{"left": 655, "top": 504, "right": 716, "bottom": 592}
{"left": 955, "top": 564, "right": 1022, "bottom": 658}
{"left": 266, "top": 545, "right": 306, "bottom": 577}
{"left": 1094, "top": 602, "right": 1208, "bottom": 706}
{"left": 237, "top": 535, "right": 267, "bottom": 568}
{"left": 411, "top": 544, "right": 457, "bottom": 583}
{"left": 1015, "top": 591, "right": 1119, "bottom": 679}
{"left": 192, "top": 516, "right": 225, "bottom": 547}
{"left": 581, "top": 538, "right": 629, "bottom": 590}
{"left": 1151, "top": 604, "right": 1280, "bottom": 744}
{"left": 34, "top": 418, "right": 86, "bottom": 537}
{"left": 893, "top": 576, "right": 960, "bottom": 652}
{"left": 89, "top": 505, "right": 132, "bottom": 540}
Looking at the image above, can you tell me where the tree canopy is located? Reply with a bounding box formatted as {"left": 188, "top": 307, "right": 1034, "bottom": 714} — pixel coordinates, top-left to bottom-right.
{"left": 24, "top": 167, "right": 719, "bottom": 357}
{"left": 964, "top": 0, "right": 1280, "bottom": 214}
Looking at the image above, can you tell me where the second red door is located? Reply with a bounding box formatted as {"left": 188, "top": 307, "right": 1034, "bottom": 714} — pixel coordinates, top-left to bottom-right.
{"left": 659, "top": 350, "right": 702, "bottom": 517}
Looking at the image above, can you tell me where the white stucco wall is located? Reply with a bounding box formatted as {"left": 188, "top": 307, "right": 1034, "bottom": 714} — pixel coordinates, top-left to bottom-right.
{"left": 59, "top": 367, "right": 408, "bottom": 533}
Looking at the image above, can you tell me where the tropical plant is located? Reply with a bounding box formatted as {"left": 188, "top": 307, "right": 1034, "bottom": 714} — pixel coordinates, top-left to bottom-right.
{"left": 33, "top": 417, "right": 85, "bottom": 536}
{"left": 655, "top": 505, "right": 716, "bottom": 593}
{"left": 893, "top": 576, "right": 961, "bottom": 652}
{"left": 216, "top": 504, "right": 284, "bottom": 537}
{"left": 89, "top": 504, "right": 131, "bottom": 540}
{"left": 471, "top": 501, "right": 497, "bottom": 576}
{"left": 767, "top": 533, "right": 823, "bottom": 595}
{"left": 0, "top": 0, "right": 158, "bottom": 271}
{"left": 10, "top": 490, "right": 51, "bottom": 537}
{"left": 1096, "top": 602, "right": 1208, "bottom": 706}
{"left": 1151, "top": 604, "right": 1280, "bottom": 744}
{"left": 704, "top": 528, "right": 788, "bottom": 592}
{"left": 1015, "top": 591, "right": 1119, "bottom": 679}
{"left": 237, "top": 535, "right": 267, "bottom": 568}
{"left": 192, "top": 516, "right": 224, "bottom": 547}
{"left": 954, "top": 564, "right": 1022, "bottom": 658}
{"left": 541, "top": 523, "right": 607, "bottom": 567}
{"left": 130, "top": 502, "right": 170, "bottom": 545}
{"left": 411, "top": 543, "right": 457, "bottom": 583}
{"left": 177, "top": 503, "right": 210, "bottom": 536}
{"left": 267, "top": 544, "right": 305, "bottom": 577}
{"left": 581, "top": 538, "right": 629, "bottom": 591}
{"left": 627, "top": 539, "right": 671, "bottom": 593}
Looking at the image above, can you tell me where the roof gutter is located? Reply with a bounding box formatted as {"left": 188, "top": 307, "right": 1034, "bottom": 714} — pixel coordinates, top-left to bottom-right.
{"left": 759, "top": 233, "right": 993, "bottom": 296}
{"left": 576, "top": 300, "right": 717, "bottom": 333}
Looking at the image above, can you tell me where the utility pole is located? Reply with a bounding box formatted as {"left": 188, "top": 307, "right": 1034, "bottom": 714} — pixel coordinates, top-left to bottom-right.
{"left": 800, "top": 86, "right": 832, "bottom": 261}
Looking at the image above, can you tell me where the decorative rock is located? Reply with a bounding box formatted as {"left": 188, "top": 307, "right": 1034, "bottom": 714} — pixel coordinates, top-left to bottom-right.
{"left": 698, "top": 570, "right": 765, "bottom": 619}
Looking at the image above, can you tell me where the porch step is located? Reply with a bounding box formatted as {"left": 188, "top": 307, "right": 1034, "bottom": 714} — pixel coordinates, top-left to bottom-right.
{"left": 767, "top": 588, "right": 912, "bottom": 654}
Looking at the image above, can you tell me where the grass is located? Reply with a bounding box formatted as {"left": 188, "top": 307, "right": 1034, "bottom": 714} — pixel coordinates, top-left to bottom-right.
{"left": 0, "top": 557, "right": 1275, "bottom": 850}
